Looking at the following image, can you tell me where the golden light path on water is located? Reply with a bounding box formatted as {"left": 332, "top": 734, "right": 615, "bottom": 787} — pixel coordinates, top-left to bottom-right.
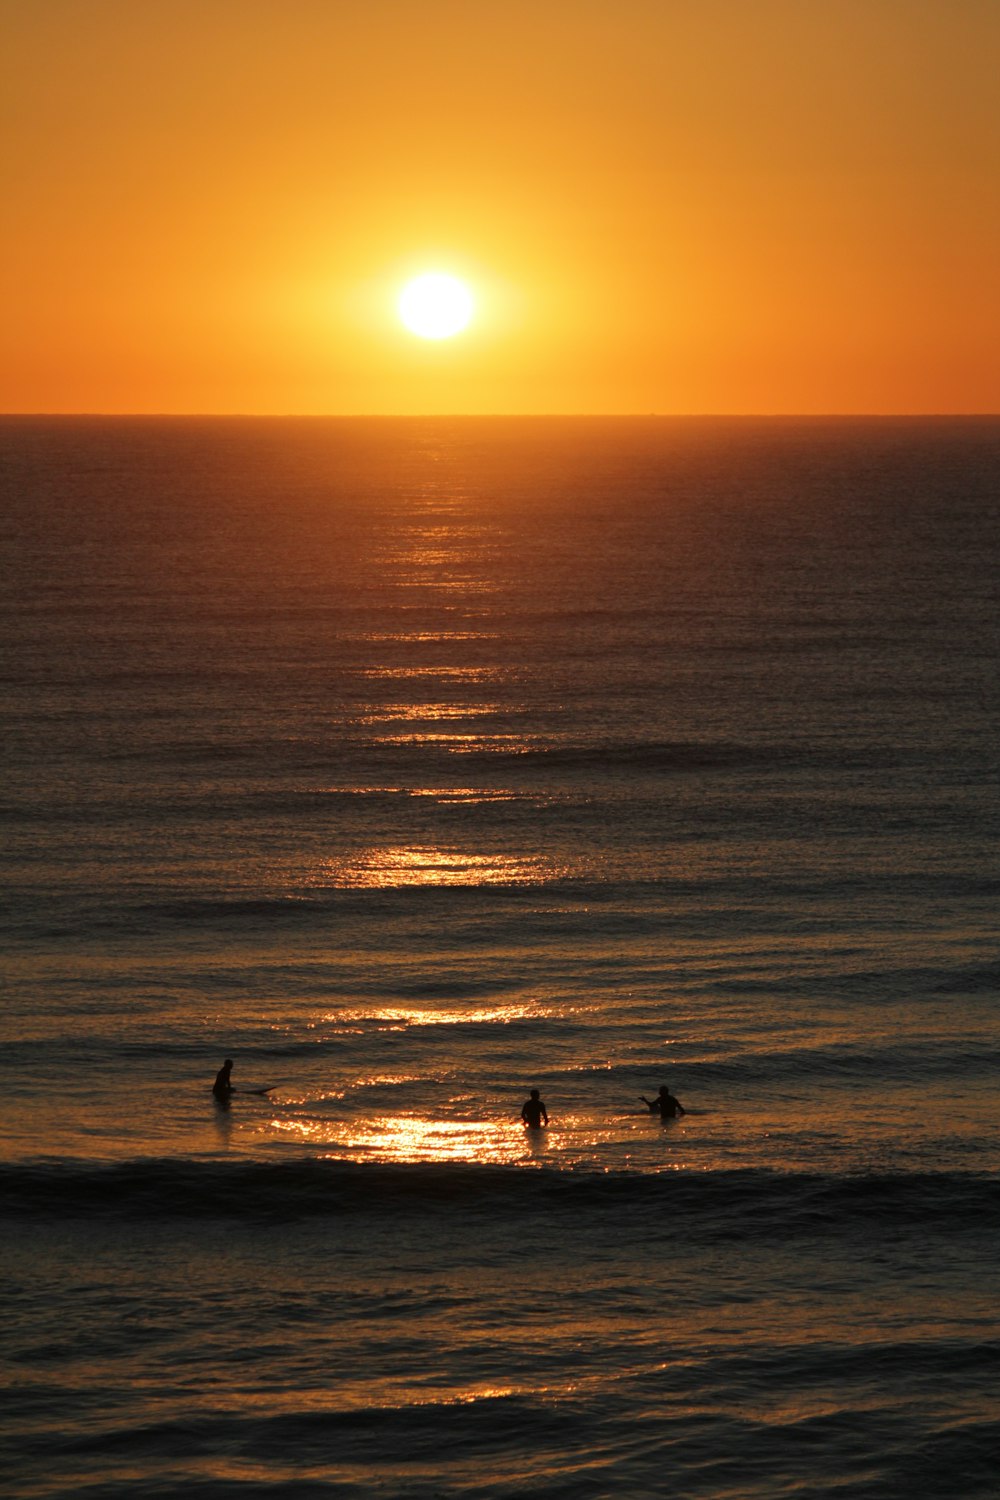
{"left": 256, "top": 1000, "right": 662, "bottom": 1168}
{"left": 369, "top": 733, "right": 530, "bottom": 750}
{"left": 267, "top": 1101, "right": 659, "bottom": 1168}
{"left": 275, "top": 1114, "right": 532, "bottom": 1165}
{"left": 262, "top": 488, "right": 600, "bottom": 1161}
{"left": 317, "top": 1002, "right": 556, "bottom": 1029}
{"left": 338, "top": 785, "right": 523, "bottom": 803}
{"left": 266, "top": 1106, "right": 687, "bottom": 1169}
{"left": 362, "top": 632, "right": 499, "bottom": 643}
{"left": 358, "top": 666, "right": 498, "bottom": 680}
{"left": 309, "top": 845, "right": 559, "bottom": 888}
{"left": 358, "top": 702, "right": 501, "bottom": 721}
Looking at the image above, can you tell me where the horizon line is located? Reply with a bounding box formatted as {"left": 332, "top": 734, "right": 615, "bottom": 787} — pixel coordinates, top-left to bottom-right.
{"left": 2, "top": 411, "right": 999, "bottom": 421}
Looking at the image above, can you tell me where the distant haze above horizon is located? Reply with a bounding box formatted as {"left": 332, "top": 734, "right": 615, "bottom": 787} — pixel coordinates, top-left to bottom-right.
{"left": 3, "top": 0, "right": 998, "bottom": 416}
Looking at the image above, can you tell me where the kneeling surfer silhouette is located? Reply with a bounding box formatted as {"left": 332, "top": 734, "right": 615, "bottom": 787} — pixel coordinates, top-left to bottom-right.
{"left": 212, "top": 1058, "right": 234, "bottom": 1104}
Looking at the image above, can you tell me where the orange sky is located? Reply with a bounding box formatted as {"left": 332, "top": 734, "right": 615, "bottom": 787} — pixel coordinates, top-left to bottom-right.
{"left": 3, "top": 0, "right": 998, "bottom": 414}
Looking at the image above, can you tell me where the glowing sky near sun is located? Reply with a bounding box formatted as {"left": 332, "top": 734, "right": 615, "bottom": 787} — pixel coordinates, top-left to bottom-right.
{"left": 2, "top": 0, "right": 998, "bottom": 414}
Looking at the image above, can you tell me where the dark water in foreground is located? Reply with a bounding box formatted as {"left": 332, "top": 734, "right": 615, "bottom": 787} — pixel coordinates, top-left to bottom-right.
{"left": 2, "top": 416, "right": 999, "bottom": 1497}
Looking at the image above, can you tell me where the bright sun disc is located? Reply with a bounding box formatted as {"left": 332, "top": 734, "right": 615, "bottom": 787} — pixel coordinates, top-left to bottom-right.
{"left": 398, "top": 273, "right": 474, "bottom": 339}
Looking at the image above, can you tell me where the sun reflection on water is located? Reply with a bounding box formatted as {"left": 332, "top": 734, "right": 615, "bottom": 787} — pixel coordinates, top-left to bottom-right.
{"left": 406, "top": 786, "right": 522, "bottom": 802}
{"left": 369, "top": 732, "right": 532, "bottom": 751}
{"left": 358, "top": 702, "right": 501, "bottom": 721}
{"left": 313, "top": 846, "right": 557, "bottom": 888}
{"left": 266, "top": 1105, "right": 675, "bottom": 1170}
{"left": 335, "top": 786, "right": 524, "bottom": 804}
{"left": 274, "top": 1113, "right": 532, "bottom": 1165}
{"left": 358, "top": 666, "right": 498, "bottom": 680}
{"left": 360, "top": 633, "right": 499, "bottom": 643}
{"left": 312, "top": 1002, "right": 563, "bottom": 1030}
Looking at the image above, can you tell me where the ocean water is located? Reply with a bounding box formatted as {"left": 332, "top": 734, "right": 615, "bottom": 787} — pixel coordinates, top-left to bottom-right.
{"left": 2, "top": 415, "right": 998, "bottom": 1498}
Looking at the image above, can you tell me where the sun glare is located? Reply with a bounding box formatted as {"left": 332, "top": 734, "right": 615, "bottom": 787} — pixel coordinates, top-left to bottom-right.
{"left": 398, "top": 273, "right": 474, "bottom": 340}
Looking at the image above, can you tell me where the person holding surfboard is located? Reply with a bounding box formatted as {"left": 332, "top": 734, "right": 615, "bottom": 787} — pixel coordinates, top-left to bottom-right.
{"left": 520, "top": 1088, "right": 549, "bottom": 1129}
{"left": 211, "top": 1059, "right": 275, "bottom": 1104}
{"left": 640, "top": 1085, "right": 685, "bottom": 1119}
{"left": 212, "top": 1058, "right": 235, "bottom": 1104}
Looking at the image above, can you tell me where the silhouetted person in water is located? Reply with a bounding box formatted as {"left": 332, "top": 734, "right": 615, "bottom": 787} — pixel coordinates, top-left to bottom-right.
{"left": 213, "top": 1058, "right": 234, "bottom": 1104}
{"left": 641, "top": 1085, "right": 685, "bottom": 1119}
{"left": 521, "top": 1088, "right": 549, "bottom": 1128}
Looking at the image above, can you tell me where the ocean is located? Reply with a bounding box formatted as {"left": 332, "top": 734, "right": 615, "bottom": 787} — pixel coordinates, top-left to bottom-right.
{"left": 2, "top": 415, "right": 998, "bottom": 1498}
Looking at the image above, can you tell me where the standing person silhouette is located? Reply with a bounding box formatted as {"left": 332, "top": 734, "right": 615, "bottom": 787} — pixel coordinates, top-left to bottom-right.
{"left": 520, "top": 1088, "right": 549, "bottom": 1129}
{"left": 640, "top": 1085, "right": 685, "bottom": 1119}
{"left": 212, "top": 1058, "right": 234, "bottom": 1104}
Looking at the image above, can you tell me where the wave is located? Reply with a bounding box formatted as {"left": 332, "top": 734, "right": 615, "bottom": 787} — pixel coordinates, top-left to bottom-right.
{"left": 639, "top": 1040, "right": 1000, "bottom": 1086}
{"left": 4, "top": 1157, "right": 997, "bottom": 1233}
{"left": 5, "top": 734, "right": 931, "bottom": 789}
{"left": 488, "top": 738, "right": 951, "bottom": 776}
{"left": 202, "top": 736, "right": 929, "bottom": 776}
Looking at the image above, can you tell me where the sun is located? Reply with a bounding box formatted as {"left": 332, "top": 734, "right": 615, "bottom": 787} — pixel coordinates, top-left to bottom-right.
{"left": 398, "top": 273, "right": 474, "bottom": 340}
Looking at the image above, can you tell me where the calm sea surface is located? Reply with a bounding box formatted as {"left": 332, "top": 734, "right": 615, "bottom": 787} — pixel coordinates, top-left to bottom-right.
{"left": 2, "top": 416, "right": 999, "bottom": 1498}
